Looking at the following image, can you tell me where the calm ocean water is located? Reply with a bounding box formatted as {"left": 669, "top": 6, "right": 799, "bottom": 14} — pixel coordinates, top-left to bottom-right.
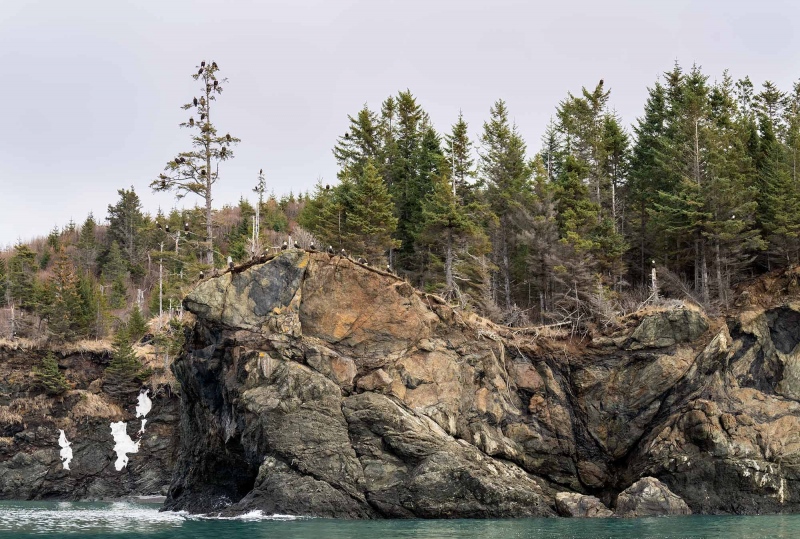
{"left": 1, "top": 500, "right": 799, "bottom": 539}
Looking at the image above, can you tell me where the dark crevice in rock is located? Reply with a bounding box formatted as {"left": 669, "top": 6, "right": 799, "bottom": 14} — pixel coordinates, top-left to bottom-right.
{"left": 767, "top": 308, "right": 800, "bottom": 355}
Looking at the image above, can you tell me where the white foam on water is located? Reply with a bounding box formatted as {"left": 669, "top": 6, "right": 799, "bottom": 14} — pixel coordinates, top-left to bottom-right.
{"left": 190, "top": 510, "right": 302, "bottom": 521}
{"left": 0, "top": 502, "right": 186, "bottom": 535}
{"left": 138, "top": 418, "right": 148, "bottom": 435}
{"left": 110, "top": 421, "right": 140, "bottom": 471}
{"left": 57, "top": 430, "right": 73, "bottom": 470}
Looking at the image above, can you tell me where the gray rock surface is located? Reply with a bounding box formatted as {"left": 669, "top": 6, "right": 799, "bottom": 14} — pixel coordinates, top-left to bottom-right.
{"left": 615, "top": 477, "right": 691, "bottom": 517}
{"left": 555, "top": 492, "right": 613, "bottom": 517}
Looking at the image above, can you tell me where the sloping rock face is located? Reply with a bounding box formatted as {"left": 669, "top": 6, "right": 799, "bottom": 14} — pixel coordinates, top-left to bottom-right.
{"left": 165, "top": 252, "right": 800, "bottom": 518}
{"left": 0, "top": 347, "right": 179, "bottom": 500}
{"left": 615, "top": 477, "right": 691, "bottom": 517}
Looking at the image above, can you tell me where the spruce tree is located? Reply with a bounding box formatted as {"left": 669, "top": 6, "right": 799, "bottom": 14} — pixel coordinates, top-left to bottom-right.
{"left": 479, "top": 99, "right": 530, "bottom": 310}
{"left": 104, "top": 328, "right": 149, "bottom": 399}
{"left": 76, "top": 213, "right": 99, "bottom": 274}
{"left": 106, "top": 187, "right": 147, "bottom": 275}
{"left": 45, "top": 247, "right": 83, "bottom": 342}
{"left": 101, "top": 241, "right": 128, "bottom": 309}
{"left": 32, "top": 352, "right": 70, "bottom": 396}
{"left": 152, "top": 60, "right": 240, "bottom": 266}
{"left": 418, "top": 171, "right": 487, "bottom": 299}
{"left": 344, "top": 161, "right": 400, "bottom": 261}
{"left": 127, "top": 306, "right": 148, "bottom": 343}
{"left": 627, "top": 81, "right": 670, "bottom": 280}
{"left": 444, "top": 111, "right": 476, "bottom": 201}
{"left": 333, "top": 105, "right": 381, "bottom": 180}
{"left": 0, "top": 258, "right": 6, "bottom": 305}
{"left": 7, "top": 243, "right": 37, "bottom": 310}
{"left": 517, "top": 156, "right": 561, "bottom": 321}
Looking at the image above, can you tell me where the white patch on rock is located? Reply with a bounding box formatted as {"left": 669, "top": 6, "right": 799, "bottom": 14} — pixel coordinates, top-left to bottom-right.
{"left": 58, "top": 430, "right": 73, "bottom": 470}
{"left": 110, "top": 421, "right": 140, "bottom": 471}
{"left": 135, "top": 389, "right": 152, "bottom": 436}
{"left": 136, "top": 389, "right": 152, "bottom": 419}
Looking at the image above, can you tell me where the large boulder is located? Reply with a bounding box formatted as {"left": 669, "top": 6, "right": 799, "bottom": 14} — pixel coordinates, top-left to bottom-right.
{"left": 555, "top": 492, "right": 613, "bottom": 518}
{"left": 627, "top": 308, "right": 708, "bottom": 349}
{"left": 615, "top": 477, "right": 691, "bottom": 517}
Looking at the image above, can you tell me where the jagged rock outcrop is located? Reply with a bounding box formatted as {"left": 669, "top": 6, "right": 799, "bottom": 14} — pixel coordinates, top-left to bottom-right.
{"left": 555, "top": 492, "right": 613, "bottom": 517}
{"left": 0, "top": 345, "right": 180, "bottom": 500}
{"left": 164, "top": 252, "right": 800, "bottom": 518}
{"left": 615, "top": 477, "right": 691, "bottom": 517}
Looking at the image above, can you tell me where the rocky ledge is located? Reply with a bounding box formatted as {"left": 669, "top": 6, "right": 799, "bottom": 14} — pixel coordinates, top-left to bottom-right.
{"left": 164, "top": 251, "right": 800, "bottom": 518}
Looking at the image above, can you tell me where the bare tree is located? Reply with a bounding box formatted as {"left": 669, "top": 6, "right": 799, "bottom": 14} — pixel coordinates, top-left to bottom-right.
{"left": 151, "top": 61, "right": 240, "bottom": 265}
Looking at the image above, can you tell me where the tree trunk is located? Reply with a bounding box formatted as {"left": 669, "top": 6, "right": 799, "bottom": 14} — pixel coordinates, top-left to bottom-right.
{"left": 445, "top": 229, "right": 454, "bottom": 296}
{"left": 205, "top": 74, "right": 214, "bottom": 266}
{"left": 500, "top": 219, "right": 512, "bottom": 310}
{"left": 715, "top": 241, "right": 725, "bottom": 306}
{"left": 701, "top": 240, "right": 710, "bottom": 307}
{"left": 640, "top": 199, "right": 646, "bottom": 283}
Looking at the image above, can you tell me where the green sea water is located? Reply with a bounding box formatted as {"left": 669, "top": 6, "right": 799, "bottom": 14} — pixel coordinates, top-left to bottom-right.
{"left": 1, "top": 500, "right": 799, "bottom": 538}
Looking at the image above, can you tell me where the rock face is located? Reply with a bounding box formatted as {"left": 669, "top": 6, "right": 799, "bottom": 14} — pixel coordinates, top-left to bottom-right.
{"left": 0, "top": 346, "right": 179, "bottom": 500}
{"left": 615, "top": 477, "right": 691, "bottom": 517}
{"left": 555, "top": 492, "right": 613, "bottom": 518}
{"left": 164, "top": 253, "right": 800, "bottom": 518}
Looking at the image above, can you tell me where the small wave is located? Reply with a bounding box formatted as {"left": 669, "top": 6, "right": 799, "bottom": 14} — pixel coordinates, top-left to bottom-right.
{"left": 190, "top": 510, "right": 304, "bottom": 521}
{"left": 0, "top": 501, "right": 187, "bottom": 534}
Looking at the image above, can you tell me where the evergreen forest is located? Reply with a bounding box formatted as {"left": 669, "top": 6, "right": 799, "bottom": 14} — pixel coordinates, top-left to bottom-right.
{"left": 3, "top": 62, "right": 800, "bottom": 343}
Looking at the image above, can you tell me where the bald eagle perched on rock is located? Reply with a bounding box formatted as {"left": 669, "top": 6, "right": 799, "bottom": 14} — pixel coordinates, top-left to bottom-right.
{"left": 227, "top": 256, "right": 234, "bottom": 270}
{"left": 340, "top": 249, "right": 347, "bottom": 258}
{"left": 281, "top": 241, "right": 288, "bottom": 251}
{"left": 309, "top": 243, "right": 316, "bottom": 251}
{"left": 294, "top": 241, "right": 301, "bottom": 249}
{"left": 327, "top": 245, "right": 334, "bottom": 255}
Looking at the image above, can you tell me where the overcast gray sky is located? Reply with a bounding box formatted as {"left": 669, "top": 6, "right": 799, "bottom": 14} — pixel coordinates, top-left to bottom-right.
{"left": 2, "top": 0, "right": 799, "bottom": 248}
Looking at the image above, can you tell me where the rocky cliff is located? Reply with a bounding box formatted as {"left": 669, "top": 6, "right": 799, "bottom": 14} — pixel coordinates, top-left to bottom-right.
{"left": 0, "top": 343, "right": 180, "bottom": 500}
{"left": 162, "top": 251, "right": 800, "bottom": 518}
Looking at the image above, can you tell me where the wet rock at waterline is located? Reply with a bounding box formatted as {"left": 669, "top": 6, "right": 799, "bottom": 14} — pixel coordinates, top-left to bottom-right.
{"left": 615, "top": 477, "right": 691, "bottom": 517}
